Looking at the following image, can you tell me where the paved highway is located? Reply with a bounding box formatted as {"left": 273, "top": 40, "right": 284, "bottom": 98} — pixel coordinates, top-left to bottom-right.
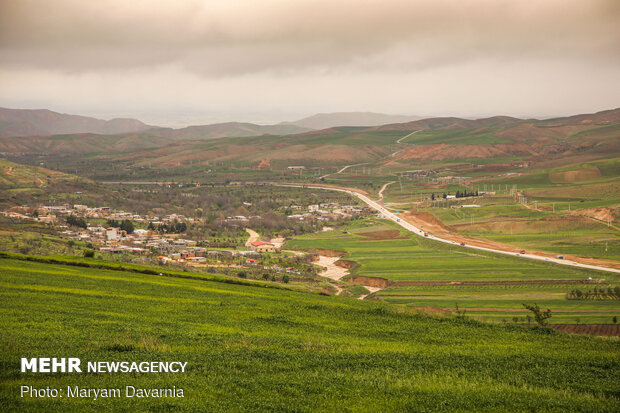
{"left": 280, "top": 183, "right": 620, "bottom": 275}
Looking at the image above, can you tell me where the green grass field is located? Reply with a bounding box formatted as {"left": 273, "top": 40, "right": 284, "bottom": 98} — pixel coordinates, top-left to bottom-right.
{"left": 285, "top": 219, "right": 620, "bottom": 324}
{"left": 0, "top": 256, "right": 619, "bottom": 411}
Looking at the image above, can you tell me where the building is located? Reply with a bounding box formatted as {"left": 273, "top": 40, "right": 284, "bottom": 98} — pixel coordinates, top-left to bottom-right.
{"left": 106, "top": 227, "right": 121, "bottom": 241}
{"left": 250, "top": 240, "right": 276, "bottom": 253}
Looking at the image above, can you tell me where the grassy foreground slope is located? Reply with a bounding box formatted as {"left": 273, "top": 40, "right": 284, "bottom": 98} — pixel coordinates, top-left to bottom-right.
{"left": 0, "top": 258, "right": 619, "bottom": 411}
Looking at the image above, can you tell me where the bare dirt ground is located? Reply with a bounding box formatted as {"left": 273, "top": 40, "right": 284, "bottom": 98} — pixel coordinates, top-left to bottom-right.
{"left": 270, "top": 237, "right": 286, "bottom": 249}
{"left": 314, "top": 255, "right": 349, "bottom": 281}
{"left": 244, "top": 228, "right": 260, "bottom": 247}
{"left": 312, "top": 254, "right": 384, "bottom": 299}
{"left": 358, "top": 286, "right": 382, "bottom": 300}
{"left": 570, "top": 207, "right": 618, "bottom": 229}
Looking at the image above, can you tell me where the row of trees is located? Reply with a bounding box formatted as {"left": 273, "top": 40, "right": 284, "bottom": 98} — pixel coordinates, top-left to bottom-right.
{"left": 431, "top": 190, "right": 479, "bottom": 200}
{"left": 147, "top": 221, "right": 187, "bottom": 234}
{"left": 567, "top": 286, "right": 620, "bottom": 300}
{"left": 454, "top": 189, "right": 478, "bottom": 198}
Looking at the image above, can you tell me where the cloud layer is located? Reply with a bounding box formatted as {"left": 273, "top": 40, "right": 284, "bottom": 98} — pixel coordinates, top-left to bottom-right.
{"left": 0, "top": 0, "right": 618, "bottom": 124}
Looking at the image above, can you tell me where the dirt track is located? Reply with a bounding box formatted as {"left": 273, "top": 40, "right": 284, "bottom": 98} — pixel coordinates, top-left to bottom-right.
{"left": 244, "top": 228, "right": 259, "bottom": 246}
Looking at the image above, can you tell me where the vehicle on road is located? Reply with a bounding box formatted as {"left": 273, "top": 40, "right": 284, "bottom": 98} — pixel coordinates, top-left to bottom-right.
{"left": 557, "top": 255, "right": 564, "bottom": 260}
{"left": 424, "top": 232, "right": 428, "bottom": 237}
{"left": 460, "top": 242, "right": 465, "bottom": 246}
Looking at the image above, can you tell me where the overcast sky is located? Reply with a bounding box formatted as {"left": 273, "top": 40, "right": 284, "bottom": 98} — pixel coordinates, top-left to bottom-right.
{"left": 1, "top": 0, "right": 619, "bottom": 126}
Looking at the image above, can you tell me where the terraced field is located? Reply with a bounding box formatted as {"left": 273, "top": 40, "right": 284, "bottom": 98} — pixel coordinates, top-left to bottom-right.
{"left": 286, "top": 219, "right": 620, "bottom": 324}
{"left": 0, "top": 257, "right": 619, "bottom": 411}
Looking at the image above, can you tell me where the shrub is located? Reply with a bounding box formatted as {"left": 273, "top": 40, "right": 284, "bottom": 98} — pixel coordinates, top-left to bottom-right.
{"left": 523, "top": 303, "right": 552, "bottom": 326}
{"left": 83, "top": 250, "right": 95, "bottom": 258}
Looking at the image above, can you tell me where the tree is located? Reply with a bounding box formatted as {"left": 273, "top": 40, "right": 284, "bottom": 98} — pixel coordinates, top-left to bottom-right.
{"left": 282, "top": 275, "right": 290, "bottom": 283}
{"left": 66, "top": 215, "right": 87, "bottom": 229}
{"left": 523, "top": 303, "right": 552, "bottom": 326}
{"left": 83, "top": 250, "right": 95, "bottom": 258}
{"left": 431, "top": 193, "right": 435, "bottom": 201}
{"left": 613, "top": 316, "right": 617, "bottom": 324}
{"left": 453, "top": 303, "right": 467, "bottom": 320}
{"left": 120, "top": 219, "right": 134, "bottom": 234}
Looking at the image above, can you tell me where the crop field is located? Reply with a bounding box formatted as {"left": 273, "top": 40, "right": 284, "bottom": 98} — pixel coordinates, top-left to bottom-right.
{"left": 420, "top": 199, "right": 619, "bottom": 261}
{"left": 399, "top": 128, "right": 513, "bottom": 145}
{"left": 1, "top": 256, "right": 619, "bottom": 411}
{"left": 285, "top": 218, "right": 619, "bottom": 324}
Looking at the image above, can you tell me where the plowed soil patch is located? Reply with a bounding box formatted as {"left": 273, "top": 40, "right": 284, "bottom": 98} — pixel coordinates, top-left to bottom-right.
{"left": 549, "top": 324, "right": 620, "bottom": 337}
{"left": 549, "top": 167, "right": 601, "bottom": 183}
{"left": 309, "top": 249, "right": 345, "bottom": 258}
{"left": 358, "top": 230, "right": 405, "bottom": 240}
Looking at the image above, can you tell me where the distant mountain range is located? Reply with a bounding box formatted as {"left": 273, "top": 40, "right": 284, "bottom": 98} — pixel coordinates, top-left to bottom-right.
{"left": 0, "top": 107, "right": 312, "bottom": 140}
{"left": 0, "top": 108, "right": 157, "bottom": 138}
{"left": 0, "top": 107, "right": 618, "bottom": 167}
{"left": 284, "top": 112, "right": 422, "bottom": 129}
{"left": 149, "top": 122, "right": 310, "bottom": 140}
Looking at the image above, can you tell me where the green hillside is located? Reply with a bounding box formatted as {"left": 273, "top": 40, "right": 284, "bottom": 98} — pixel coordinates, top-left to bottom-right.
{"left": 0, "top": 256, "right": 618, "bottom": 411}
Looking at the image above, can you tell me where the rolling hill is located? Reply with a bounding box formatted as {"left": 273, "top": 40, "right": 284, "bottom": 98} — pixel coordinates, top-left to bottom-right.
{"left": 111, "top": 109, "right": 620, "bottom": 168}
{"left": 149, "top": 121, "right": 310, "bottom": 140}
{"left": 1, "top": 254, "right": 618, "bottom": 411}
{"left": 0, "top": 108, "right": 618, "bottom": 171}
{"left": 285, "top": 112, "right": 422, "bottom": 129}
{"left": 0, "top": 158, "right": 80, "bottom": 189}
{"left": 0, "top": 107, "right": 156, "bottom": 138}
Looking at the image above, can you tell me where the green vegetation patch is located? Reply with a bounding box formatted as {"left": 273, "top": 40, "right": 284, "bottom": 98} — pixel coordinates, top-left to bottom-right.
{"left": 0, "top": 257, "right": 619, "bottom": 411}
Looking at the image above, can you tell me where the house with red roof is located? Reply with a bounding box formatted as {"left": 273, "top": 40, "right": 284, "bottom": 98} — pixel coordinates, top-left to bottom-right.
{"left": 250, "top": 240, "right": 276, "bottom": 253}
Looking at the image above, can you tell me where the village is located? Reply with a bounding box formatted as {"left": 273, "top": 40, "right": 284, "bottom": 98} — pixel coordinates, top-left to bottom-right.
{"left": 1, "top": 201, "right": 370, "bottom": 275}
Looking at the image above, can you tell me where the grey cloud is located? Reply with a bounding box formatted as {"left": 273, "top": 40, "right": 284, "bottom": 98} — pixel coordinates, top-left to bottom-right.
{"left": 1, "top": 0, "right": 619, "bottom": 76}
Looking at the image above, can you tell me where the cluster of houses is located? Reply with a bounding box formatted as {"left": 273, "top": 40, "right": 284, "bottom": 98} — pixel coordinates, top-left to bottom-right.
{"left": 2, "top": 204, "right": 199, "bottom": 254}
{"left": 286, "top": 203, "right": 368, "bottom": 221}
{"left": 2, "top": 204, "right": 197, "bottom": 226}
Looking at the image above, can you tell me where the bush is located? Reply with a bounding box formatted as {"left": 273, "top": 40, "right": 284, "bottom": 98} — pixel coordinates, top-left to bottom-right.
{"left": 83, "top": 250, "right": 95, "bottom": 258}
{"left": 523, "top": 303, "right": 552, "bottom": 326}
{"left": 237, "top": 271, "right": 247, "bottom": 278}
{"left": 282, "top": 275, "right": 290, "bottom": 283}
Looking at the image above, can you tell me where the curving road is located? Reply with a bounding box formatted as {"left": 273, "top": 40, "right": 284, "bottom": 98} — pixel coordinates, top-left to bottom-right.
{"left": 279, "top": 184, "right": 620, "bottom": 275}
